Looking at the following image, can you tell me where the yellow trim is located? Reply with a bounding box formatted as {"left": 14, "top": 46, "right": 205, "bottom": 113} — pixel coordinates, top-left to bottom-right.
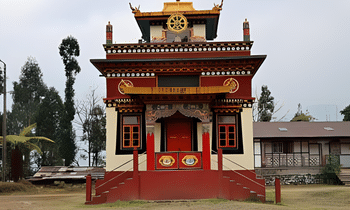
{"left": 122, "top": 86, "right": 232, "bottom": 95}
{"left": 162, "top": 2, "right": 195, "bottom": 12}
{"left": 135, "top": 10, "right": 220, "bottom": 17}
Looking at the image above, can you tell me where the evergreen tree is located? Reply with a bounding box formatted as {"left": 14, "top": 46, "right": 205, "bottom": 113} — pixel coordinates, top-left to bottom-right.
{"left": 11, "top": 57, "right": 47, "bottom": 134}
{"left": 340, "top": 105, "right": 350, "bottom": 121}
{"left": 257, "top": 85, "right": 274, "bottom": 122}
{"left": 34, "top": 87, "right": 64, "bottom": 167}
{"left": 58, "top": 36, "right": 81, "bottom": 166}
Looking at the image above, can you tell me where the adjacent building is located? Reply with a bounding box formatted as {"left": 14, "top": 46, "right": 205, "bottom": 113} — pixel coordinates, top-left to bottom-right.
{"left": 254, "top": 122, "right": 350, "bottom": 180}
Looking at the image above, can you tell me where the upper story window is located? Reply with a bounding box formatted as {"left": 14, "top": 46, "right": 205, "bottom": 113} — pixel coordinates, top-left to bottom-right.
{"left": 158, "top": 75, "right": 199, "bottom": 87}
{"left": 217, "top": 115, "right": 237, "bottom": 149}
{"left": 122, "top": 116, "right": 140, "bottom": 149}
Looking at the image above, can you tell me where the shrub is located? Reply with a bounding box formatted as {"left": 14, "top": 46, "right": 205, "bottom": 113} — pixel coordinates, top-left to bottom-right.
{"left": 322, "top": 155, "right": 342, "bottom": 185}
{"left": 0, "top": 180, "right": 36, "bottom": 194}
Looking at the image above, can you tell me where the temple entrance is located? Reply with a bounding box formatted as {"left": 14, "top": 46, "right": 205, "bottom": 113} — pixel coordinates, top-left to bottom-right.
{"left": 165, "top": 112, "right": 192, "bottom": 152}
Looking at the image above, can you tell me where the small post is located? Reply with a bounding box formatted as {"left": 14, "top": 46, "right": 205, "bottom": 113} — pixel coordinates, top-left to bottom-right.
{"left": 133, "top": 148, "right": 140, "bottom": 199}
{"left": 218, "top": 148, "right": 223, "bottom": 175}
{"left": 86, "top": 174, "right": 92, "bottom": 202}
{"left": 218, "top": 148, "right": 223, "bottom": 198}
{"left": 275, "top": 177, "right": 281, "bottom": 204}
{"left": 133, "top": 148, "right": 139, "bottom": 178}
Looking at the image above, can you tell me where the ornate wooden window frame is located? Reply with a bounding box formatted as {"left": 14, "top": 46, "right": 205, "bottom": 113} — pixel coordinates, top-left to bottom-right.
{"left": 217, "top": 115, "right": 238, "bottom": 149}
{"left": 122, "top": 116, "right": 141, "bottom": 149}
{"left": 116, "top": 112, "right": 146, "bottom": 154}
{"left": 218, "top": 124, "right": 237, "bottom": 148}
{"left": 212, "top": 112, "right": 244, "bottom": 154}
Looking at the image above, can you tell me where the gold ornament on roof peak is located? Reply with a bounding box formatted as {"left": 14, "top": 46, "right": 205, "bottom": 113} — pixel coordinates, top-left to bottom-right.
{"left": 129, "top": 2, "right": 140, "bottom": 14}
{"left": 213, "top": 0, "right": 224, "bottom": 11}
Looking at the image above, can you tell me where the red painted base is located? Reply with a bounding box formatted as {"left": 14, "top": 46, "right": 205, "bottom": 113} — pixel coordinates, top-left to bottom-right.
{"left": 87, "top": 170, "right": 265, "bottom": 205}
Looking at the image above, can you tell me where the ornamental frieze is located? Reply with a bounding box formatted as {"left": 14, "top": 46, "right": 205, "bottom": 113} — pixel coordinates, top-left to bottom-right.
{"left": 146, "top": 104, "right": 210, "bottom": 124}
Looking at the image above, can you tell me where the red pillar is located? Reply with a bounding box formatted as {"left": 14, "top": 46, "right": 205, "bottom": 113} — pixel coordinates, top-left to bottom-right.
{"left": 218, "top": 148, "right": 224, "bottom": 198}
{"left": 275, "top": 178, "right": 281, "bottom": 204}
{"left": 218, "top": 148, "right": 223, "bottom": 174}
{"left": 202, "top": 132, "right": 211, "bottom": 170}
{"left": 146, "top": 133, "right": 155, "bottom": 171}
{"left": 86, "top": 174, "right": 92, "bottom": 202}
{"left": 133, "top": 148, "right": 139, "bottom": 179}
{"left": 133, "top": 148, "right": 140, "bottom": 199}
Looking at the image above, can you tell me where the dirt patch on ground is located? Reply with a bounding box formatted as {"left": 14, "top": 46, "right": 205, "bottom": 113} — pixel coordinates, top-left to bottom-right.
{"left": 0, "top": 184, "right": 349, "bottom": 210}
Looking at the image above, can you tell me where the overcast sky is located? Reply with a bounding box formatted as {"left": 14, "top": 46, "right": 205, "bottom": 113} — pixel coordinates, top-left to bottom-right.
{"left": 1, "top": 0, "right": 350, "bottom": 123}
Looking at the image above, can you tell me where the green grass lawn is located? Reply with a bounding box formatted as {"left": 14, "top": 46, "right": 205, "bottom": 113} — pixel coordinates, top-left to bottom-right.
{"left": 1, "top": 183, "right": 349, "bottom": 209}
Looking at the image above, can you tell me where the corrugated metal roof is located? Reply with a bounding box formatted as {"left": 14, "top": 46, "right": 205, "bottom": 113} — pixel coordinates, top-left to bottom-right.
{"left": 254, "top": 121, "right": 350, "bottom": 139}
{"left": 30, "top": 166, "right": 105, "bottom": 181}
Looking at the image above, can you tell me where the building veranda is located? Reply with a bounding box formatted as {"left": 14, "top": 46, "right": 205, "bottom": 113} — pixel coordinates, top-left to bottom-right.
{"left": 87, "top": 0, "right": 266, "bottom": 204}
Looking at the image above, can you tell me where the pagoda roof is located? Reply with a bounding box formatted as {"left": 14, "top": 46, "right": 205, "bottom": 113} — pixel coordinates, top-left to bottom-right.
{"left": 131, "top": 1, "right": 223, "bottom": 42}
{"left": 90, "top": 55, "right": 266, "bottom": 77}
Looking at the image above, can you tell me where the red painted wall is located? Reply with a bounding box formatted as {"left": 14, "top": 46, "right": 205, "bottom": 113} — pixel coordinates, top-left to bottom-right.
{"left": 106, "top": 77, "right": 156, "bottom": 99}
{"left": 140, "top": 170, "right": 220, "bottom": 200}
{"left": 106, "top": 76, "right": 252, "bottom": 100}
{"left": 201, "top": 76, "right": 252, "bottom": 98}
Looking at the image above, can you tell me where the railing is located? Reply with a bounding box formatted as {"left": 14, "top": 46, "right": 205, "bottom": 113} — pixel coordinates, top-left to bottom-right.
{"left": 263, "top": 153, "right": 321, "bottom": 168}
{"left": 211, "top": 150, "right": 265, "bottom": 189}
{"left": 95, "top": 151, "right": 146, "bottom": 190}
{"left": 104, "top": 41, "right": 253, "bottom": 54}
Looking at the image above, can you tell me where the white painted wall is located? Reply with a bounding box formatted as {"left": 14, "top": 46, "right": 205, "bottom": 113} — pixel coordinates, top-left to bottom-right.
{"left": 150, "top": 25, "right": 164, "bottom": 40}
{"left": 197, "top": 122, "right": 203, "bottom": 152}
{"left": 193, "top": 24, "right": 206, "bottom": 37}
{"left": 211, "top": 108, "right": 255, "bottom": 171}
{"left": 341, "top": 143, "right": 350, "bottom": 154}
{"left": 154, "top": 123, "right": 161, "bottom": 153}
{"left": 105, "top": 108, "right": 147, "bottom": 171}
{"left": 105, "top": 107, "right": 118, "bottom": 171}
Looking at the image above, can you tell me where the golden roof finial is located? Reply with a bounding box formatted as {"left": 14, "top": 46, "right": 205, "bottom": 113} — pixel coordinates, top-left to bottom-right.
{"left": 129, "top": 2, "right": 140, "bottom": 14}
{"left": 213, "top": 0, "right": 224, "bottom": 11}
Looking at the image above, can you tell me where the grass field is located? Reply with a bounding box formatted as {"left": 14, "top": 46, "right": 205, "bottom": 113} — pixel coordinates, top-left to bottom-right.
{"left": 1, "top": 182, "right": 349, "bottom": 210}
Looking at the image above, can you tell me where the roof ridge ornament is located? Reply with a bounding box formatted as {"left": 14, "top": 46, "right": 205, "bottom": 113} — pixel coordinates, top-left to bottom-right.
{"left": 213, "top": 0, "right": 224, "bottom": 11}
{"left": 129, "top": 2, "right": 140, "bottom": 14}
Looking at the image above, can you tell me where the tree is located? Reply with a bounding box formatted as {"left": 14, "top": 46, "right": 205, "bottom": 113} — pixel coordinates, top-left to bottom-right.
{"left": 34, "top": 87, "right": 64, "bottom": 167}
{"left": 58, "top": 36, "right": 81, "bottom": 166}
{"left": 8, "top": 57, "right": 47, "bottom": 177}
{"left": 75, "top": 89, "right": 106, "bottom": 167}
{"left": 257, "top": 85, "right": 274, "bottom": 122}
{"left": 0, "top": 123, "right": 54, "bottom": 181}
{"left": 340, "top": 105, "right": 350, "bottom": 121}
{"left": 11, "top": 57, "right": 47, "bottom": 134}
{"left": 290, "top": 103, "right": 315, "bottom": 122}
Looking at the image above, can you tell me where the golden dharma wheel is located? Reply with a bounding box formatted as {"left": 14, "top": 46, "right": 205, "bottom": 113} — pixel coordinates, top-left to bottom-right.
{"left": 167, "top": 14, "right": 188, "bottom": 33}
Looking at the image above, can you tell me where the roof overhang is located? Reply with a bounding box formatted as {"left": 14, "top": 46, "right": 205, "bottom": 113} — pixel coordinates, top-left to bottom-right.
{"left": 90, "top": 55, "right": 267, "bottom": 77}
